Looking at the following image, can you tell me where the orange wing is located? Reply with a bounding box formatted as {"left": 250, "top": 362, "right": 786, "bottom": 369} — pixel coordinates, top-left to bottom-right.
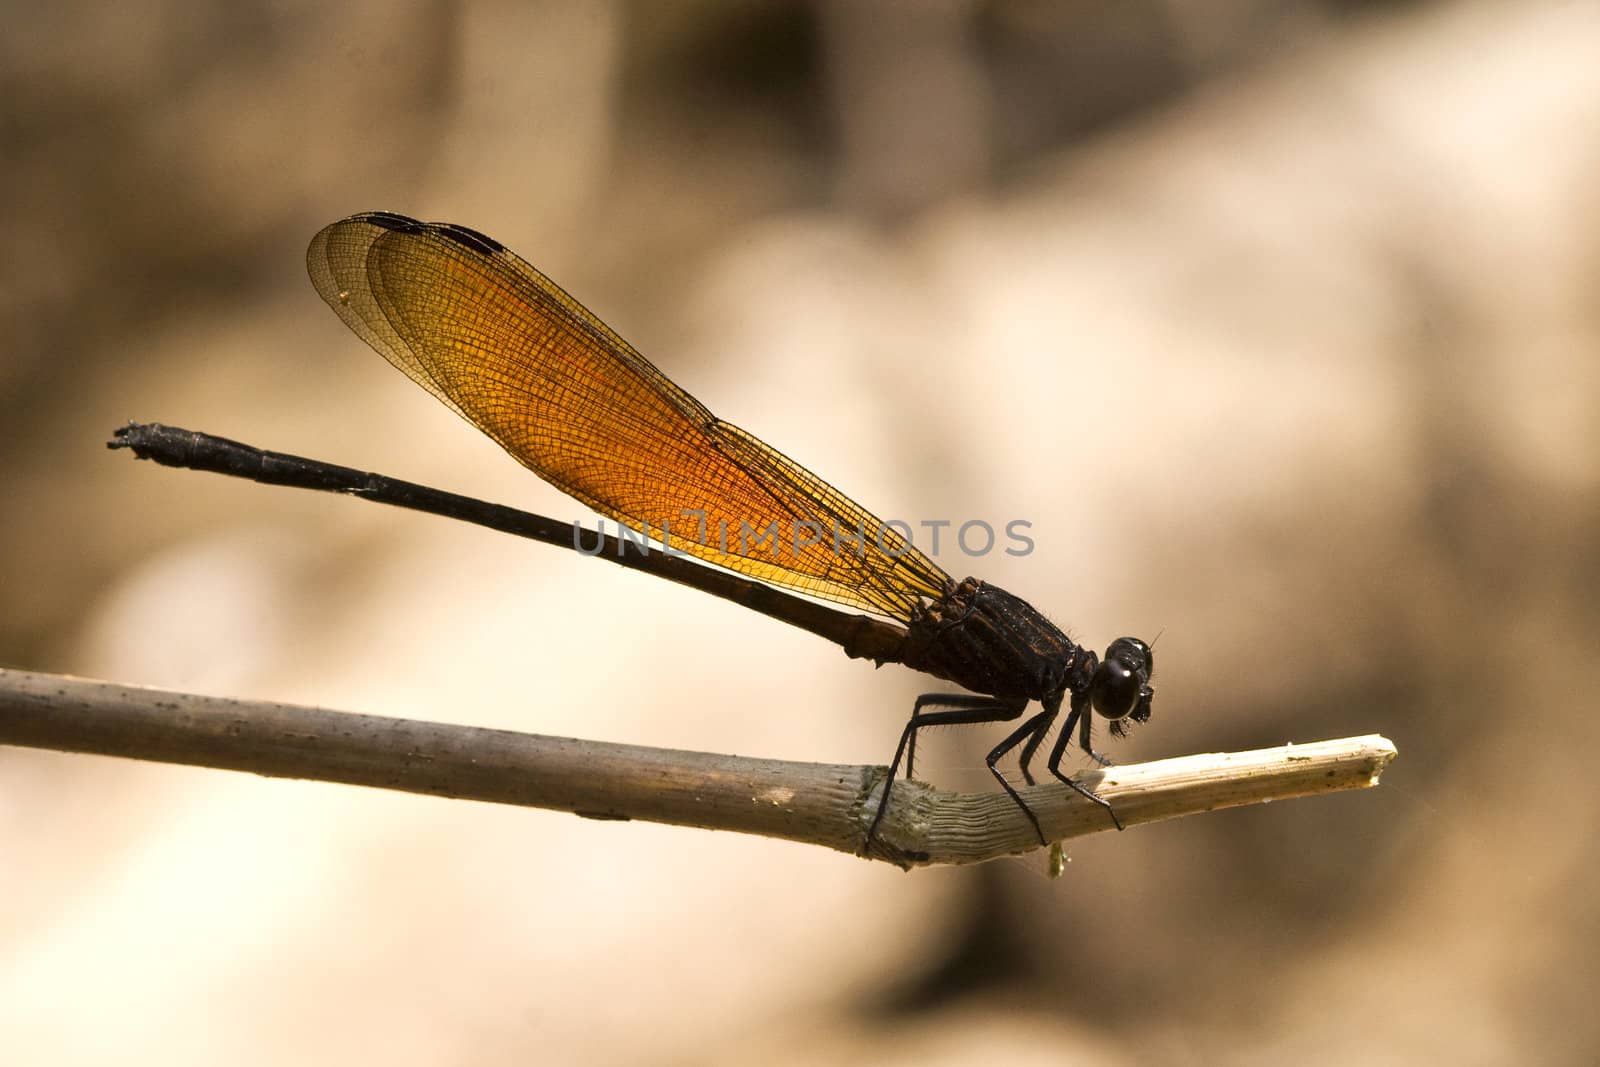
{"left": 306, "top": 212, "right": 950, "bottom": 620}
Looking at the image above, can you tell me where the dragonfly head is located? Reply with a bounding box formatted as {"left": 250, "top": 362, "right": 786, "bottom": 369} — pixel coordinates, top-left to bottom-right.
{"left": 1089, "top": 636, "right": 1155, "bottom": 737}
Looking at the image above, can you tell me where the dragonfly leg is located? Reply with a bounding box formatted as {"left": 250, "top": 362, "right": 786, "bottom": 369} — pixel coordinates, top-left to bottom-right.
{"left": 866, "top": 694, "right": 1028, "bottom": 851}
{"left": 1015, "top": 703, "right": 1058, "bottom": 785}
{"left": 1046, "top": 691, "right": 1124, "bottom": 831}
{"left": 986, "top": 706, "right": 1063, "bottom": 845}
{"left": 1076, "top": 697, "right": 1117, "bottom": 768}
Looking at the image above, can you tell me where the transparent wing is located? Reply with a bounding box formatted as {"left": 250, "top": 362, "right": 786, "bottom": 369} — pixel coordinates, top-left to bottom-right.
{"left": 306, "top": 212, "right": 950, "bottom": 619}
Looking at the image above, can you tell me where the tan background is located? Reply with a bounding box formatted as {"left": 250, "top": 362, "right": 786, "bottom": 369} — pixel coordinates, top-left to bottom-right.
{"left": 3, "top": 1, "right": 1598, "bottom": 1063}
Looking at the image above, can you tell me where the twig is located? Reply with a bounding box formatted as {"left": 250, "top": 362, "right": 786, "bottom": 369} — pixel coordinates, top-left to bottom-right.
{"left": 0, "top": 668, "right": 1395, "bottom": 869}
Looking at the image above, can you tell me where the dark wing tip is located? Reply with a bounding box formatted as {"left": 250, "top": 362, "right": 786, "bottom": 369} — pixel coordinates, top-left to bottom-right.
{"left": 433, "top": 222, "right": 505, "bottom": 255}
{"left": 350, "top": 211, "right": 426, "bottom": 233}
{"left": 316, "top": 213, "right": 505, "bottom": 256}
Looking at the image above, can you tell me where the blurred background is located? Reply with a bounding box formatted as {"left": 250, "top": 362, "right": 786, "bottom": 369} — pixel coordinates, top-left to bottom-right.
{"left": 3, "top": 0, "right": 1598, "bottom": 1063}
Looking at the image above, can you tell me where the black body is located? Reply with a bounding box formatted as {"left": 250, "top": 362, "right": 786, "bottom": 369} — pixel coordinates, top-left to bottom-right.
{"left": 109, "top": 424, "right": 1156, "bottom": 851}
{"left": 901, "top": 576, "right": 1093, "bottom": 701}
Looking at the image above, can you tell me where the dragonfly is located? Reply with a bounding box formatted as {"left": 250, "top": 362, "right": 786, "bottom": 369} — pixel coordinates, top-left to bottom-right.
{"left": 297, "top": 212, "right": 1156, "bottom": 850}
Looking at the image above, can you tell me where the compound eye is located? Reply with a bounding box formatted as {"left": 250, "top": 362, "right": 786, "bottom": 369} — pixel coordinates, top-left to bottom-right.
{"left": 1090, "top": 658, "right": 1142, "bottom": 719}
{"left": 1091, "top": 637, "right": 1154, "bottom": 721}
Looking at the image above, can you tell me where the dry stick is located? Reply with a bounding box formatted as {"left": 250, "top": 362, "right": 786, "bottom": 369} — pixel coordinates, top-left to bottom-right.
{"left": 0, "top": 668, "right": 1395, "bottom": 869}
